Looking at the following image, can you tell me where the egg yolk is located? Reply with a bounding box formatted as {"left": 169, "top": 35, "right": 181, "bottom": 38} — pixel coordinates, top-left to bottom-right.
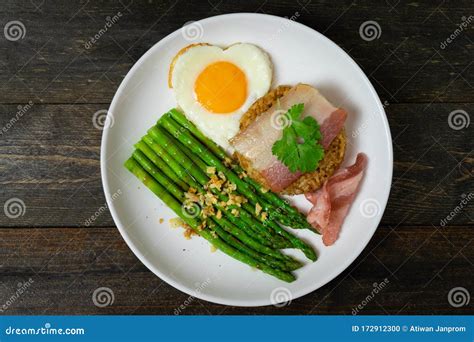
{"left": 194, "top": 61, "right": 247, "bottom": 114}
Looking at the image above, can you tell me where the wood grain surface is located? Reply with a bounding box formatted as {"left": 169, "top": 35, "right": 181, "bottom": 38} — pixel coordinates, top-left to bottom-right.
{"left": 0, "top": 0, "right": 472, "bottom": 315}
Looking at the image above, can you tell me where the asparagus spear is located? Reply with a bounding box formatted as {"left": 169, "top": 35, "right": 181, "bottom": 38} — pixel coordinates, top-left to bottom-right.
{"left": 134, "top": 140, "right": 188, "bottom": 190}
{"left": 152, "top": 122, "right": 316, "bottom": 261}
{"left": 132, "top": 150, "right": 184, "bottom": 201}
{"left": 169, "top": 136, "right": 292, "bottom": 247}
{"left": 179, "top": 141, "right": 294, "bottom": 247}
{"left": 133, "top": 153, "right": 301, "bottom": 270}
{"left": 158, "top": 116, "right": 308, "bottom": 228}
{"left": 210, "top": 216, "right": 302, "bottom": 271}
{"left": 164, "top": 109, "right": 224, "bottom": 159}
{"left": 124, "top": 157, "right": 296, "bottom": 282}
{"left": 142, "top": 135, "right": 199, "bottom": 189}
{"left": 208, "top": 221, "right": 299, "bottom": 271}
{"left": 144, "top": 130, "right": 270, "bottom": 244}
{"left": 165, "top": 108, "right": 311, "bottom": 228}
{"left": 133, "top": 148, "right": 300, "bottom": 266}
{"left": 147, "top": 126, "right": 291, "bottom": 249}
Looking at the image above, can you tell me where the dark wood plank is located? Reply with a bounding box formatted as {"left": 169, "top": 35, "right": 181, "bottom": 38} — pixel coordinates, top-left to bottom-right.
{"left": 0, "top": 103, "right": 105, "bottom": 227}
{"left": 0, "top": 103, "right": 472, "bottom": 227}
{"left": 0, "top": 226, "right": 472, "bottom": 314}
{"left": 0, "top": 0, "right": 472, "bottom": 104}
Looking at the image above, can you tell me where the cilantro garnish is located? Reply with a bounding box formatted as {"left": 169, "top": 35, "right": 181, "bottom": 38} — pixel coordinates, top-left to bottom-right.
{"left": 271, "top": 103, "right": 324, "bottom": 173}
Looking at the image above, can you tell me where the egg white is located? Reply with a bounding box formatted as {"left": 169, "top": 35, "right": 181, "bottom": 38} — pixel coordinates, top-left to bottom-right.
{"left": 171, "top": 43, "right": 273, "bottom": 150}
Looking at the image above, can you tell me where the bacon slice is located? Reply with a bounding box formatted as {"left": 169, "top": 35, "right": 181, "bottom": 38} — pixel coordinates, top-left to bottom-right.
{"left": 231, "top": 84, "right": 347, "bottom": 192}
{"left": 306, "top": 153, "right": 368, "bottom": 246}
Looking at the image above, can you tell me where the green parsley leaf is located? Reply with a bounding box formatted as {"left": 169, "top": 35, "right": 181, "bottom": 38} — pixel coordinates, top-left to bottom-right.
{"left": 271, "top": 103, "right": 325, "bottom": 173}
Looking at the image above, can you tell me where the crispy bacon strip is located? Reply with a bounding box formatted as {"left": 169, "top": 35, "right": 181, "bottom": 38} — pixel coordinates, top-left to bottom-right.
{"left": 306, "top": 153, "right": 368, "bottom": 246}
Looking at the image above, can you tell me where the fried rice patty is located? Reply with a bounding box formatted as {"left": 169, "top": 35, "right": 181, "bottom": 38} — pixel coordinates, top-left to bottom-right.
{"left": 233, "top": 85, "right": 346, "bottom": 195}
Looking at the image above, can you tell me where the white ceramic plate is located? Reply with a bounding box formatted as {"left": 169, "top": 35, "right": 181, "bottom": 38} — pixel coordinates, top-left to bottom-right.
{"left": 101, "top": 13, "right": 393, "bottom": 307}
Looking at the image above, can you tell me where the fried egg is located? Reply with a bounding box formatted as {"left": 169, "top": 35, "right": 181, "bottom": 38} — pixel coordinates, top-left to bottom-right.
{"left": 169, "top": 43, "right": 273, "bottom": 150}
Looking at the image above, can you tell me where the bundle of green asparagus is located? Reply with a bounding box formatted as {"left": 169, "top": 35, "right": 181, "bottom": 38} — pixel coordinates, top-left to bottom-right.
{"left": 124, "top": 108, "right": 317, "bottom": 282}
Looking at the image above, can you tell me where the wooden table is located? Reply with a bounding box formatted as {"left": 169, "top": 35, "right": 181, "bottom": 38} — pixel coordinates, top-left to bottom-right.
{"left": 1, "top": 0, "right": 472, "bottom": 315}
